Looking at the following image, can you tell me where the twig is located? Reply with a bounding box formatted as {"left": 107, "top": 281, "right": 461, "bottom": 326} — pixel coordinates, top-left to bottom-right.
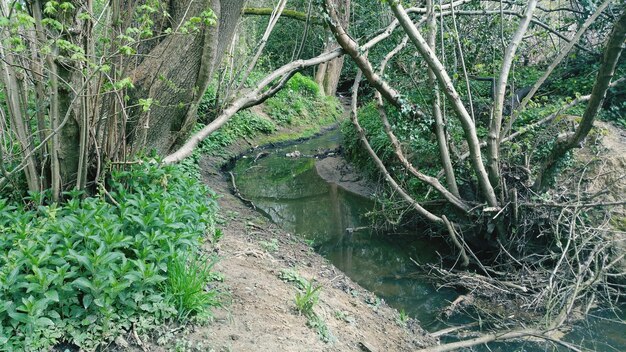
{"left": 520, "top": 200, "right": 626, "bottom": 208}
{"left": 430, "top": 322, "right": 479, "bottom": 338}
{"left": 228, "top": 171, "right": 256, "bottom": 210}
{"left": 132, "top": 323, "right": 148, "bottom": 352}
{"left": 443, "top": 216, "right": 469, "bottom": 267}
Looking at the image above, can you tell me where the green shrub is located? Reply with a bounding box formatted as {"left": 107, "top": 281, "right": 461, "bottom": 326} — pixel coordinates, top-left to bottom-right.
{"left": 286, "top": 72, "right": 320, "bottom": 97}
{"left": 341, "top": 101, "right": 394, "bottom": 175}
{"left": 195, "top": 110, "right": 276, "bottom": 156}
{"left": 0, "top": 161, "right": 220, "bottom": 350}
{"left": 294, "top": 281, "right": 322, "bottom": 317}
{"left": 265, "top": 74, "right": 342, "bottom": 126}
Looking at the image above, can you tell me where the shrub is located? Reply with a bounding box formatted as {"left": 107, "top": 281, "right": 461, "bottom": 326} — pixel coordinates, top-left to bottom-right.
{"left": 286, "top": 73, "right": 320, "bottom": 97}
{"left": 195, "top": 110, "right": 277, "bottom": 157}
{"left": 265, "top": 74, "right": 342, "bottom": 126}
{"left": 0, "top": 161, "right": 220, "bottom": 350}
{"left": 165, "top": 254, "right": 220, "bottom": 323}
{"left": 294, "top": 281, "right": 322, "bottom": 317}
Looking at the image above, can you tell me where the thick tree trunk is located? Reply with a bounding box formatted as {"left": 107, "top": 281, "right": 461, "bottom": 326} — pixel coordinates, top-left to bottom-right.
{"left": 124, "top": 0, "right": 245, "bottom": 155}
{"left": 315, "top": 0, "right": 350, "bottom": 96}
{"left": 30, "top": 0, "right": 245, "bottom": 195}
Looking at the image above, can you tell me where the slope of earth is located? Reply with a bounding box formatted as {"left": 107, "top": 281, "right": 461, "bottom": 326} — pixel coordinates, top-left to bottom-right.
{"left": 182, "top": 146, "right": 437, "bottom": 351}
{"left": 566, "top": 120, "right": 626, "bottom": 274}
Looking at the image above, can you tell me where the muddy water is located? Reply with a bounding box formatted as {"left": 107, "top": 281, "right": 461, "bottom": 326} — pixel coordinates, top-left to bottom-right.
{"left": 231, "top": 129, "right": 625, "bottom": 351}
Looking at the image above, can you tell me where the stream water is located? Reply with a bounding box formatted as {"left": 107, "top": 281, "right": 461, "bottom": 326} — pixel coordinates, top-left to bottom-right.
{"left": 231, "top": 129, "right": 626, "bottom": 351}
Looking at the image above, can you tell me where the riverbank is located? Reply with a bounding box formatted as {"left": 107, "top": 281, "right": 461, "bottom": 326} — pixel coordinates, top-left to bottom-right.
{"left": 184, "top": 124, "right": 437, "bottom": 351}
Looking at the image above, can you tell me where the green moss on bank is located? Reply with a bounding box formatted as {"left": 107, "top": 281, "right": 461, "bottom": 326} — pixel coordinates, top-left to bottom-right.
{"left": 196, "top": 73, "right": 343, "bottom": 156}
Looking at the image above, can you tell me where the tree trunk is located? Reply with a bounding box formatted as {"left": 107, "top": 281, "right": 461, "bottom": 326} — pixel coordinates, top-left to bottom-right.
{"left": 123, "top": 0, "right": 245, "bottom": 155}
{"left": 315, "top": 0, "right": 350, "bottom": 96}
{"left": 25, "top": 0, "right": 245, "bottom": 196}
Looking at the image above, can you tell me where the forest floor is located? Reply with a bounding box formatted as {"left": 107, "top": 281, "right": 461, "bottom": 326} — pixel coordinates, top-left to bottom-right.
{"left": 170, "top": 125, "right": 437, "bottom": 352}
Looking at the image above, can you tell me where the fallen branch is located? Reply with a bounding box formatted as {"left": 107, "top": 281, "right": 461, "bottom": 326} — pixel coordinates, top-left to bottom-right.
{"left": 163, "top": 48, "right": 343, "bottom": 164}
{"left": 229, "top": 171, "right": 256, "bottom": 210}
{"left": 416, "top": 328, "right": 581, "bottom": 352}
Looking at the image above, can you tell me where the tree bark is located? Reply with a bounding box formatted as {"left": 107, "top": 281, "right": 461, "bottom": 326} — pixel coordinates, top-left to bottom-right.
{"left": 123, "top": 0, "right": 245, "bottom": 155}
{"left": 315, "top": 0, "right": 350, "bottom": 96}
{"left": 426, "top": 0, "right": 460, "bottom": 198}
{"left": 487, "top": 0, "right": 538, "bottom": 189}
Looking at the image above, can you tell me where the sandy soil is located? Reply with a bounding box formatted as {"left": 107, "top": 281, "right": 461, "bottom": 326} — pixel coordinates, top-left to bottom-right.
{"left": 167, "top": 152, "right": 432, "bottom": 351}
{"left": 167, "top": 147, "right": 436, "bottom": 352}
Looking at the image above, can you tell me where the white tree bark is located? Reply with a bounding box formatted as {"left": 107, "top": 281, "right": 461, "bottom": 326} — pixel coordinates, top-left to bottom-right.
{"left": 388, "top": 1, "right": 498, "bottom": 208}
{"left": 487, "top": 0, "right": 538, "bottom": 188}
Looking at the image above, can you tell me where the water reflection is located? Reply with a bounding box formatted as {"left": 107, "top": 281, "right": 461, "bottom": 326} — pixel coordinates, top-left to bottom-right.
{"left": 233, "top": 132, "right": 456, "bottom": 323}
{"left": 232, "top": 130, "right": 625, "bottom": 350}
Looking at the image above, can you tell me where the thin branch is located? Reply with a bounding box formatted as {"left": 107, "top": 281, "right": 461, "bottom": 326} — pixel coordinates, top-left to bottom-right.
{"left": 163, "top": 49, "right": 344, "bottom": 164}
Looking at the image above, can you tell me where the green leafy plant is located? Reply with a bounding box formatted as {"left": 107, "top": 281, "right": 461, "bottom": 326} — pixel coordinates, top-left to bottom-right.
{"left": 397, "top": 309, "right": 408, "bottom": 327}
{"left": 278, "top": 269, "right": 309, "bottom": 289}
{"left": 0, "top": 161, "right": 220, "bottom": 350}
{"left": 307, "top": 314, "right": 333, "bottom": 343}
{"left": 265, "top": 74, "right": 341, "bottom": 126}
{"left": 259, "top": 238, "right": 279, "bottom": 253}
{"left": 294, "top": 281, "right": 322, "bottom": 317}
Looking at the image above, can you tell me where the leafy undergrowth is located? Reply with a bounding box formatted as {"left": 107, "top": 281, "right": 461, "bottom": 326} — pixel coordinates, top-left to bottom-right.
{"left": 264, "top": 73, "right": 342, "bottom": 127}
{"left": 0, "top": 161, "right": 221, "bottom": 351}
{"left": 195, "top": 73, "right": 343, "bottom": 157}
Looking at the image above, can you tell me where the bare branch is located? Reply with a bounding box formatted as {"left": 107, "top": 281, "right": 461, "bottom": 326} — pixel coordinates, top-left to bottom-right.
{"left": 163, "top": 49, "right": 343, "bottom": 164}
{"left": 487, "top": 0, "right": 538, "bottom": 188}
{"left": 388, "top": 0, "right": 498, "bottom": 208}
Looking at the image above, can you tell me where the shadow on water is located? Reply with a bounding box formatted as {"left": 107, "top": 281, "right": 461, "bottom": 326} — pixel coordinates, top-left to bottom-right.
{"left": 232, "top": 130, "right": 457, "bottom": 325}
{"left": 231, "top": 130, "right": 626, "bottom": 351}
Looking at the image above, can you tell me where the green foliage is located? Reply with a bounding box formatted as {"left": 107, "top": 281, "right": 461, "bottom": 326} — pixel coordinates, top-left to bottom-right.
{"left": 294, "top": 281, "right": 321, "bottom": 317}
{"left": 286, "top": 73, "right": 320, "bottom": 96}
{"left": 341, "top": 101, "right": 441, "bottom": 200}
{"left": 259, "top": 238, "right": 279, "bottom": 253}
{"left": 278, "top": 268, "right": 309, "bottom": 289}
{"left": 0, "top": 161, "right": 220, "bottom": 350}
{"left": 341, "top": 101, "right": 392, "bottom": 173}
{"left": 278, "top": 268, "right": 331, "bottom": 341}
{"left": 265, "top": 74, "right": 342, "bottom": 126}
{"left": 195, "top": 110, "right": 277, "bottom": 156}
{"left": 307, "top": 314, "right": 333, "bottom": 343}
{"left": 396, "top": 309, "right": 408, "bottom": 327}
{"left": 164, "top": 254, "right": 220, "bottom": 323}
{"left": 195, "top": 73, "right": 341, "bottom": 158}
{"left": 293, "top": 279, "right": 333, "bottom": 343}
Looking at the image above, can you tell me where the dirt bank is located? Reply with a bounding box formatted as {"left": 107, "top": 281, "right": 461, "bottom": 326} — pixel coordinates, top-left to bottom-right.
{"left": 165, "top": 127, "right": 438, "bottom": 351}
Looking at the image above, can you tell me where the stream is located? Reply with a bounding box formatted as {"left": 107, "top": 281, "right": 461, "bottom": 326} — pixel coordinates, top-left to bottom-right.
{"left": 230, "top": 129, "right": 626, "bottom": 351}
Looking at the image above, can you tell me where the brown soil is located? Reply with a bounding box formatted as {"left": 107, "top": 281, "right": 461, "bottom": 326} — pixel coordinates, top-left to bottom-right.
{"left": 141, "top": 127, "right": 437, "bottom": 351}
{"left": 568, "top": 120, "right": 626, "bottom": 273}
